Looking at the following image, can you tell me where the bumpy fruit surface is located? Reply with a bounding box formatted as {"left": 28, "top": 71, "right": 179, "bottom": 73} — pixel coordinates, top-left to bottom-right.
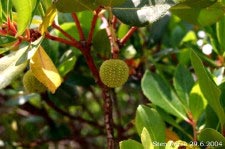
{"left": 23, "top": 70, "right": 47, "bottom": 93}
{"left": 99, "top": 59, "right": 129, "bottom": 88}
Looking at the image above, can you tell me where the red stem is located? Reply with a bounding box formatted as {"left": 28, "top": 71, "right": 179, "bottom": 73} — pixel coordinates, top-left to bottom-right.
{"left": 51, "top": 22, "right": 78, "bottom": 43}
{"left": 87, "top": 8, "right": 102, "bottom": 45}
{"left": 45, "top": 33, "right": 82, "bottom": 49}
{"left": 187, "top": 113, "right": 197, "bottom": 141}
{"left": 120, "top": 27, "right": 138, "bottom": 46}
{"left": 112, "top": 16, "right": 117, "bottom": 29}
{"left": 71, "top": 13, "right": 86, "bottom": 41}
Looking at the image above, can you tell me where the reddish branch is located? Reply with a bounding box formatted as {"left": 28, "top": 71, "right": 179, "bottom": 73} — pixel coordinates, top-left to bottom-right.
{"left": 87, "top": 8, "right": 102, "bottom": 45}
{"left": 100, "top": 14, "right": 119, "bottom": 59}
{"left": 72, "top": 13, "right": 86, "bottom": 41}
{"left": 120, "top": 27, "right": 138, "bottom": 46}
{"left": 187, "top": 112, "right": 197, "bottom": 141}
{"left": 45, "top": 33, "right": 83, "bottom": 49}
{"left": 52, "top": 21, "right": 78, "bottom": 42}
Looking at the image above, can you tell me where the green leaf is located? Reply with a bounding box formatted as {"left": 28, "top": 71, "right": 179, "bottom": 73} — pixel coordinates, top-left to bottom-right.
{"left": 58, "top": 56, "right": 77, "bottom": 77}
{"left": 96, "top": 0, "right": 126, "bottom": 7}
{"left": 112, "top": 0, "right": 174, "bottom": 27}
{"left": 189, "top": 82, "right": 207, "bottom": 121}
{"left": 120, "top": 139, "right": 143, "bottom": 149}
{"left": 117, "top": 23, "right": 130, "bottom": 39}
{"left": 190, "top": 50, "right": 225, "bottom": 126}
{"left": 173, "top": 64, "right": 194, "bottom": 108}
{"left": 0, "top": 0, "right": 2, "bottom": 25}
{"left": 92, "top": 29, "right": 111, "bottom": 58}
{"left": 0, "top": 47, "right": 27, "bottom": 89}
{"left": 12, "top": 0, "right": 37, "bottom": 36}
{"left": 219, "top": 82, "right": 225, "bottom": 111}
{"left": 205, "top": 106, "right": 219, "bottom": 129}
{"left": 141, "top": 128, "right": 154, "bottom": 149}
{"left": 141, "top": 70, "right": 188, "bottom": 120}
{"left": 54, "top": 0, "right": 98, "bottom": 13}
{"left": 0, "top": 36, "right": 17, "bottom": 45}
{"left": 217, "top": 15, "right": 225, "bottom": 51}
{"left": 0, "top": 0, "right": 12, "bottom": 23}
{"left": 217, "top": 0, "right": 225, "bottom": 52}
{"left": 199, "top": 128, "right": 225, "bottom": 148}
{"left": 15, "top": 37, "right": 44, "bottom": 65}
{"left": 156, "top": 107, "right": 193, "bottom": 140}
{"left": 170, "top": 0, "right": 225, "bottom": 26}
{"left": 135, "top": 105, "right": 165, "bottom": 149}
{"left": 0, "top": 36, "right": 18, "bottom": 54}
{"left": 147, "top": 14, "right": 170, "bottom": 48}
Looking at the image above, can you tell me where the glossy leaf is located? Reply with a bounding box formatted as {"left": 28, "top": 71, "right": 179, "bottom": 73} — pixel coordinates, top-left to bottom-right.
{"left": 39, "top": 4, "right": 57, "bottom": 35}
{"left": 92, "top": 29, "right": 111, "bottom": 58}
{"left": 189, "top": 83, "right": 207, "bottom": 121}
{"left": 30, "top": 46, "right": 63, "bottom": 93}
{"left": 16, "top": 37, "right": 44, "bottom": 65}
{"left": 205, "top": 106, "right": 219, "bottom": 129}
{"left": 141, "top": 70, "right": 188, "bottom": 120}
{"left": 112, "top": 0, "right": 174, "bottom": 27}
{"left": 190, "top": 50, "right": 225, "bottom": 125}
{"left": 120, "top": 139, "right": 143, "bottom": 149}
{"left": 58, "top": 56, "right": 76, "bottom": 77}
{"left": 117, "top": 24, "right": 129, "bottom": 39}
{"left": 0, "top": 47, "right": 27, "bottom": 89}
{"left": 96, "top": 0, "right": 126, "bottom": 7}
{"left": 219, "top": 82, "right": 225, "bottom": 111}
{"left": 135, "top": 105, "right": 165, "bottom": 149}
{"left": 55, "top": 0, "right": 98, "bottom": 13}
{"left": 0, "top": 0, "right": 2, "bottom": 24}
{"left": 173, "top": 64, "right": 194, "bottom": 108}
{"left": 147, "top": 14, "right": 170, "bottom": 48}
{"left": 156, "top": 107, "right": 193, "bottom": 140}
{"left": 0, "top": 36, "right": 18, "bottom": 54}
{"left": 12, "top": 0, "right": 36, "bottom": 36}
{"left": 170, "top": 0, "right": 225, "bottom": 26}
{"left": 141, "top": 127, "right": 154, "bottom": 149}
{"left": 199, "top": 128, "right": 225, "bottom": 148}
{"left": 216, "top": 10, "right": 225, "bottom": 51}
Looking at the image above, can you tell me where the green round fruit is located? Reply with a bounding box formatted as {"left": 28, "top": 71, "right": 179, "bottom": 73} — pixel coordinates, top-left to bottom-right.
{"left": 23, "top": 70, "right": 47, "bottom": 93}
{"left": 99, "top": 59, "right": 129, "bottom": 88}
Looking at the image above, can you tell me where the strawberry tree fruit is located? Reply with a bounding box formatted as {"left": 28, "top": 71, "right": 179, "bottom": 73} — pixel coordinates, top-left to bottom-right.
{"left": 99, "top": 59, "right": 129, "bottom": 88}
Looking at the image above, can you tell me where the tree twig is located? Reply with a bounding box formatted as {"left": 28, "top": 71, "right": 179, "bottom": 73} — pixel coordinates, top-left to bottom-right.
{"left": 51, "top": 21, "right": 78, "bottom": 42}
{"left": 45, "top": 33, "right": 83, "bottom": 50}
{"left": 71, "top": 13, "right": 86, "bottom": 41}
{"left": 87, "top": 7, "right": 102, "bottom": 45}
{"left": 119, "top": 27, "right": 138, "bottom": 47}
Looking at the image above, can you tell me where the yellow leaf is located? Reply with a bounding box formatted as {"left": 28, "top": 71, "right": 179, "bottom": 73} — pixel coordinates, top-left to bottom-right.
{"left": 30, "top": 46, "right": 62, "bottom": 93}
{"left": 39, "top": 4, "right": 57, "bottom": 35}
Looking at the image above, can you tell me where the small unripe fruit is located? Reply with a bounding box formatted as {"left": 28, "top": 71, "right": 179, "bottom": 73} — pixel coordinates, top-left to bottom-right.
{"left": 99, "top": 59, "right": 129, "bottom": 88}
{"left": 23, "top": 70, "right": 47, "bottom": 93}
